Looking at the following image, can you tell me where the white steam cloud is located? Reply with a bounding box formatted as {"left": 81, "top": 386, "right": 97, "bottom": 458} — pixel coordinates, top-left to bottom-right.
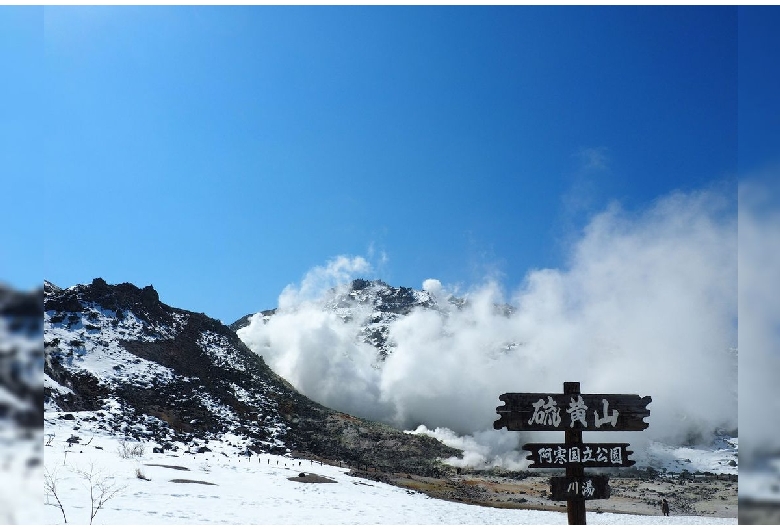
{"left": 278, "top": 256, "right": 372, "bottom": 310}
{"left": 738, "top": 173, "right": 780, "bottom": 466}
{"left": 238, "top": 188, "right": 737, "bottom": 469}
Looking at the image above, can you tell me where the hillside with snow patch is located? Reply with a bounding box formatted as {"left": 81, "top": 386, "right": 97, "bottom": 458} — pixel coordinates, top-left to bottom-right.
{"left": 44, "top": 278, "right": 458, "bottom": 477}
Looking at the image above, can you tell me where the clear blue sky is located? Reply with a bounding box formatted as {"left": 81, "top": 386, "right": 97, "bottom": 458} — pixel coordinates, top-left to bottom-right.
{"left": 5, "top": 6, "right": 773, "bottom": 323}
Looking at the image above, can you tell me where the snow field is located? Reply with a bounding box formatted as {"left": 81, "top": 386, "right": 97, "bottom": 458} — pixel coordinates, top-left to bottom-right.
{"left": 42, "top": 413, "right": 736, "bottom": 525}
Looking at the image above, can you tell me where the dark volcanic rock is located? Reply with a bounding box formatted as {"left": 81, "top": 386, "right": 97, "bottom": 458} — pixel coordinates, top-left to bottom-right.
{"left": 0, "top": 284, "right": 43, "bottom": 318}
{"left": 46, "top": 278, "right": 170, "bottom": 326}
{"left": 228, "top": 309, "right": 276, "bottom": 333}
{"left": 1, "top": 283, "right": 44, "bottom": 429}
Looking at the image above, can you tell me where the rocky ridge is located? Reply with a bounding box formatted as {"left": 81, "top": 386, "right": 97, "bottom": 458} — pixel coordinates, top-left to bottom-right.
{"left": 43, "top": 278, "right": 459, "bottom": 474}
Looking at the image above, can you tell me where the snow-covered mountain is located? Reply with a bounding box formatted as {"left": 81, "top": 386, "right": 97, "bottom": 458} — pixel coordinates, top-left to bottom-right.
{"left": 232, "top": 278, "right": 512, "bottom": 361}
{"left": 43, "top": 278, "right": 458, "bottom": 475}
{"left": 232, "top": 279, "right": 442, "bottom": 360}
{"left": 36, "top": 278, "right": 748, "bottom": 524}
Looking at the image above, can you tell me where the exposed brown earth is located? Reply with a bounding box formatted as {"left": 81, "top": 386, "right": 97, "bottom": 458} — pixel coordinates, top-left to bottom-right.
{"left": 738, "top": 501, "right": 780, "bottom": 524}
{"left": 347, "top": 468, "right": 738, "bottom": 519}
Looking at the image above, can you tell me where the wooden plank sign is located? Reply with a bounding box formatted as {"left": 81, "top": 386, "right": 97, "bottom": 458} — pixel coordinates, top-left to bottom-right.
{"left": 494, "top": 383, "right": 650, "bottom": 524}
{"left": 550, "top": 475, "right": 610, "bottom": 501}
{"left": 494, "top": 392, "right": 651, "bottom": 432}
{"left": 522, "top": 443, "right": 635, "bottom": 469}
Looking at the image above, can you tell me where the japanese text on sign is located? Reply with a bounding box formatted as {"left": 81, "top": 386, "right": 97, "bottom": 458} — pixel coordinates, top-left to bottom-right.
{"left": 522, "top": 442, "right": 635, "bottom": 469}
{"left": 549, "top": 475, "right": 611, "bottom": 501}
{"left": 527, "top": 395, "right": 619, "bottom": 429}
{"left": 538, "top": 445, "right": 623, "bottom": 465}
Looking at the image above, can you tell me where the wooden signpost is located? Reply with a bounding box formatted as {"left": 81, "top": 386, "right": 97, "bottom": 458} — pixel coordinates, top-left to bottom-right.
{"left": 494, "top": 392, "right": 651, "bottom": 431}
{"left": 494, "top": 381, "right": 651, "bottom": 525}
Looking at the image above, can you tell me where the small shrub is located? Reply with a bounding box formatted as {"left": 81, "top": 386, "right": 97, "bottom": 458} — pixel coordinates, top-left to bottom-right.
{"left": 135, "top": 468, "right": 151, "bottom": 481}
{"left": 117, "top": 439, "right": 145, "bottom": 459}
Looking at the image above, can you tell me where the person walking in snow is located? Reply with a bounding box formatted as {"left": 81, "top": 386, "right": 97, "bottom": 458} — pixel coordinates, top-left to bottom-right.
{"left": 661, "top": 498, "right": 670, "bottom": 516}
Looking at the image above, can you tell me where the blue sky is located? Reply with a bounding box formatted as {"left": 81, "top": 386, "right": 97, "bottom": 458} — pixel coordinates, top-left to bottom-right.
{"left": 5, "top": 6, "right": 772, "bottom": 323}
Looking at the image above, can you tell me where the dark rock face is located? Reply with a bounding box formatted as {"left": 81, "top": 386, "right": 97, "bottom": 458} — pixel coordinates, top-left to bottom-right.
{"left": 0, "top": 284, "right": 44, "bottom": 429}
{"left": 44, "top": 278, "right": 459, "bottom": 474}
{"left": 46, "top": 278, "right": 169, "bottom": 327}
{"left": 0, "top": 285, "right": 43, "bottom": 318}
{"left": 228, "top": 309, "right": 275, "bottom": 333}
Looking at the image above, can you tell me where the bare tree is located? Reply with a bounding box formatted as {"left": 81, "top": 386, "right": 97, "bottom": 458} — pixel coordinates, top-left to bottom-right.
{"left": 43, "top": 466, "right": 67, "bottom": 524}
{"left": 76, "top": 463, "right": 127, "bottom": 524}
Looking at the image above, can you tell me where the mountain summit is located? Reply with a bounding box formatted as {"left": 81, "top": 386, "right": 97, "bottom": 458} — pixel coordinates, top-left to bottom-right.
{"left": 232, "top": 278, "right": 514, "bottom": 362}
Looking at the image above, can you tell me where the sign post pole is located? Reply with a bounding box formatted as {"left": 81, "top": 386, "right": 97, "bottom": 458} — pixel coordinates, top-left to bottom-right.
{"left": 564, "top": 381, "right": 586, "bottom": 525}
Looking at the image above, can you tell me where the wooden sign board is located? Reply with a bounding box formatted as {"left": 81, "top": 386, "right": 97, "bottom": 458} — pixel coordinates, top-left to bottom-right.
{"left": 522, "top": 443, "right": 635, "bottom": 469}
{"left": 549, "top": 475, "right": 610, "bottom": 501}
{"left": 494, "top": 392, "right": 651, "bottom": 432}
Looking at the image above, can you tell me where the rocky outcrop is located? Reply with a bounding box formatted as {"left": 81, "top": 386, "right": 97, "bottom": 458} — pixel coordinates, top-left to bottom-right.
{"left": 0, "top": 284, "right": 43, "bottom": 429}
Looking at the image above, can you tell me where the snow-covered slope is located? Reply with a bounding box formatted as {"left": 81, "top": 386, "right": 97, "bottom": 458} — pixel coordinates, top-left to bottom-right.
{"left": 44, "top": 279, "right": 290, "bottom": 453}
{"left": 41, "top": 411, "right": 736, "bottom": 525}
{"left": 43, "top": 278, "right": 458, "bottom": 477}
{"left": 0, "top": 284, "right": 43, "bottom": 429}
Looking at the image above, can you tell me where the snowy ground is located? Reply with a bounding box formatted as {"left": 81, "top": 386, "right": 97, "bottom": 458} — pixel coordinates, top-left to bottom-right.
{"left": 0, "top": 427, "right": 42, "bottom": 524}
{"left": 740, "top": 457, "right": 780, "bottom": 503}
{"left": 39, "top": 411, "right": 736, "bottom": 525}
{"left": 644, "top": 438, "right": 739, "bottom": 476}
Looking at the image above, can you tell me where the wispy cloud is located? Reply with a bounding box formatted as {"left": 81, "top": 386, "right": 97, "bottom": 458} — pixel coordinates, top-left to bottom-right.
{"left": 277, "top": 255, "right": 372, "bottom": 310}
{"left": 577, "top": 146, "right": 609, "bottom": 172}
{"left": 561, "top": 147, "right": 611, "bottom": 221}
